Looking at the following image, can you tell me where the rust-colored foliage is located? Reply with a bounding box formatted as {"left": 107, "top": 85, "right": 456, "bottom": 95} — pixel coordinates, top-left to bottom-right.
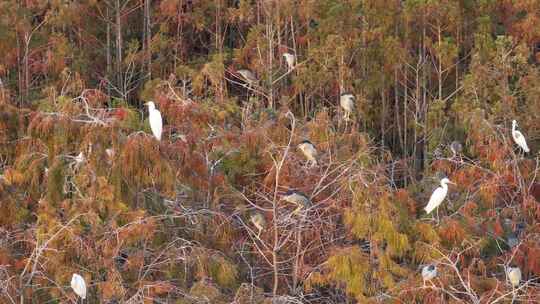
{"left": 1, "top": 0, "right": 539, "bottom": 303}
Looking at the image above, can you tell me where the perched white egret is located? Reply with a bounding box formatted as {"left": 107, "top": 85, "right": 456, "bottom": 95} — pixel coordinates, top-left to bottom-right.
{"left": 145, "top": 101, "right": 163, "bottom": 141}
{"left": 511, "top": 120, "right": 529, "bottom": 153}
{"left": 506, "top": 266, "right": 521, "bottom": 287}
{"left": 283, "top": 52, "right": 295, "bottom": 72}
{"left": 421, "top": 264, "right": 437, "bottom": 285}
{"left": 297, "top": 140, "right": 318, "bottom": 167}
{"left": 340, "top": 93, "right": 355, "bottom": 122}
{"left": 237, "top": 69, "right": 258, "bottom": 85}
{"left": 249, "top": 211, "right": 266, "bottom": 236}
{"left": 282, "top": 190, "right": 311, "bottom": 214}
{"left": 424, "top": 178, "right": 454, "bottom": 216}
{"left": 70, "top": 273, "right": 87, "bottom": 300}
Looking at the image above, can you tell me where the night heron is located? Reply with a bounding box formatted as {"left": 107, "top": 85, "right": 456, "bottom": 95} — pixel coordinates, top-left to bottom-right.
{"left": 283, "top": 52, "right": 295, "bottom": 72}
{"left": 71, "top": 273, "right": 87, "bottom": 300}
{"left": 249, "top": 211, "right": 266, "bottom": 236}
{"left": 237, "top": 69, "right": 258, "bottom": 86}
{"left": 297, "top": 140, "right": 318, "bottom": 167}
{"left": 340, "top": 93, "right": 355, "bottom": 122}
{"left": 506, "top": 266, "right": 521, "bottom": 287}
{"left": 421, "top": 264, "right": 437, "bottom": 286}
{"left": 282, "top": 190, "right": 311, "bottom": 214}
{"left": 512, "top": 120, "right": 529, "bottom": 153}
{"left": 449, "top": 141, "right": 463, "bottom": 159}
{"left": 506, "top": 232, "right": 519, "bottom": 249}
{"left": 145, "top": 101, "right": 163, "bottom": 141}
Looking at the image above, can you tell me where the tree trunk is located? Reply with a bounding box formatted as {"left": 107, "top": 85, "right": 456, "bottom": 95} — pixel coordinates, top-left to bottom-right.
{"left": 115, "top": 0, "right": 124, "bottom": 98}
{"left": 106, "top": 6, "right": 112, "bottom": 102}
{"left": 24, "top": 33, "right": 30, "bottom": 102}
{"left": 142, "top": 0, "right": 151, "bottom": 79}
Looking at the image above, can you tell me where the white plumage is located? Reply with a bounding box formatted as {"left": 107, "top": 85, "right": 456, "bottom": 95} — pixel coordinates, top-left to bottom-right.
{"left": 340, "top": 93, "right": 355, "bottom": 121}
{"left": 424, "top": 178, "right": 453, "bottom": 214}
{"left": 297, "top": 140, "right": 318, "bottom": 166}
{"left": 421, "top": 264, "right": 437, "bottom": 282}
{"left": 145, "top": 101, "right": 163, "bottom": 141}
{"left": 283, "top": 52, "right": 295, "bottom": 71}
{"left": 507, "top": 267, "right": 521, "bottom": 287}
{"left": 70, "top": 273, "right": 87, "bottom": 299}
{"left": 512, "top": 120, "right": 529, "bottom": 153}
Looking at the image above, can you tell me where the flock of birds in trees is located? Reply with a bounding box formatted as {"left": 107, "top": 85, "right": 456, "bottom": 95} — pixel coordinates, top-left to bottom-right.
{"left": 66, "top": 52, "right": 533, "bottom": 300}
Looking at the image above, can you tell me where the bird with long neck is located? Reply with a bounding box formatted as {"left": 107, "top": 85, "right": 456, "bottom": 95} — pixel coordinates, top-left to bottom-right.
{"left": 424, "top": 178, "right": 455, "bottom": 223}
{"left": 145, "top": 101, "right": 163, "bottom": 141}
{"left": 511, "top": 120, "right": 529, "bottom": 153}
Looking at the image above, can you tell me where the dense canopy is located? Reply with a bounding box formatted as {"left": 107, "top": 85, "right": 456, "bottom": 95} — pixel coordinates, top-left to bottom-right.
{"left": 0, "top": 0, "right": 539, "bottom": 303}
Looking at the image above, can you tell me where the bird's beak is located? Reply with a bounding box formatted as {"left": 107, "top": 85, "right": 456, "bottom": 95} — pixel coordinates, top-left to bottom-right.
{"left": 448, "top": 181, "right": 456, "bottom": 185}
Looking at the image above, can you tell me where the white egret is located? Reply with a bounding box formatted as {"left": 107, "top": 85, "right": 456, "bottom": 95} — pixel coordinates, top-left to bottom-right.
{"left": 340, "top": 93, "right": 355, "bottom": 122}
{"left": 297, "top": 140, "right": 318, "bottom": 167}
{"left": 237, "top": 69, "right": 258, "bottom": 85}
{"left": 511, "top": 120, "right": 529, "bottom": 153}
{"left": 283, "top": 52, "right": 295, "bottom": 72}
{"left": 282, "top": 190, "right": 311, "bottom": 214}
{"left": 145, "top": 101, "right": 163, "bottom": 141}
{"left": 421, "top": 264, "right": 437, "bottom": 285}
{"left": 506, "top": 266, "right": 521, "bottom": 287}
{"left": 249, "top": 211, "right": 266, "bottom": 236}
{"left": 424, "top": 178, "right": 454, "bottom": 222}
{"left": 70, "top": 273, "right": 87, "bottom": 300}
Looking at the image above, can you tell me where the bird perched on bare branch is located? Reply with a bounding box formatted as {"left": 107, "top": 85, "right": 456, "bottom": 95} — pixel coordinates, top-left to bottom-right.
{"left": 425, "top": 178, "right": 454, "bottom": 214}
{"left": 71, "top": 273, "right": 87, "bottom": 300}
{"left": 506, "top": 266, "right": 521, "bottom": 288}
{"left": 449, "top": 141, "right": 463, "bottom": 159}
{"left": 421, "top": 264, "right": 437, "bottom": 286}
{"left": 145, "top": 101, "right": 163, "bottom": 141}
{"left": 340, "top": 93, "right": 355, "bottom": 122}
{"left": 249, "top": 211, "right": 266, "bottom": 236}
{"left": 283, "top": 52, "right": 295, "bottom": 72}
{"left": 237, "top": 69, "right": 258, "bottom": 86}
{"left": 297, "top": 140, "right": 318, "bottom": 167}
{"left": 511, "top": 120, "right": 529, "bottom": 153}
{"left": 281, "top": 190, "right": 311, "bottom": 214}
{"left": 425, "top": 178, "right": 455, "bottom": 223}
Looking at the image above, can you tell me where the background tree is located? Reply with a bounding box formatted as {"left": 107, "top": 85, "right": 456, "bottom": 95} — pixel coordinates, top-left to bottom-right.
{"left": 0, "top": 0, "right": 539, "bottom": 303}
